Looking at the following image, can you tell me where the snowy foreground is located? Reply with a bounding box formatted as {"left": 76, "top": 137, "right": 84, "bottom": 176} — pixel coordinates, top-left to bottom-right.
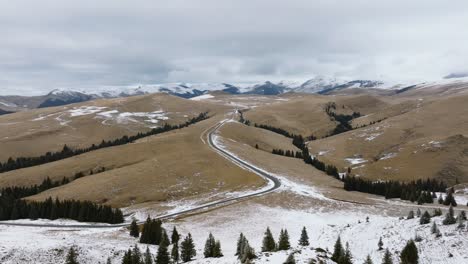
{"left": 0, "top": 204, "right": 467, "bottom": 264}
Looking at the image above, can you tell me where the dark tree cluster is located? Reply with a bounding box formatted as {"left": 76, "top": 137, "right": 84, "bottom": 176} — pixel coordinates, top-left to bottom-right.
{"left": 0, "top": 197, "right": 123, "bottom": 223}
{"left": 271, "top": 149, "right": 304, "bottom": 159}
{"left": 343, "top": 176, "right": 446, "bottom": 204}
{"left": 0, "top": 176, "right": 68, "bottom": 204}
{"left": 302, "top": 148, "right": 340, "bottom": 178}
{"left": 0, "top": 112, "right": 209, "bottom": 173}
{"left": 140, "top": 217, "right": 165, "bottom": 245}
{"left": 324, "top": 102, "right": 361, "bottom": 137}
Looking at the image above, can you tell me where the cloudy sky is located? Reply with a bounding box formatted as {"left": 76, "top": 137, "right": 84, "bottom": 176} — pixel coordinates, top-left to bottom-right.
{"left": 1, "top": 0, "right": 468, "bottom": 95}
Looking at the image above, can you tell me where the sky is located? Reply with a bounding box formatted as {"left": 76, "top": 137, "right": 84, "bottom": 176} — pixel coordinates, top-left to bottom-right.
{"left": 1, "top": 0, "right": 468, "bottom": 95}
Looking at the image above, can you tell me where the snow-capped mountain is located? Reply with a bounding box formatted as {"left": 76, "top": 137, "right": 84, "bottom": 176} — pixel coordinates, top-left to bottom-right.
{"left": 2, "top": 76, "right": 468, "bottom": 112}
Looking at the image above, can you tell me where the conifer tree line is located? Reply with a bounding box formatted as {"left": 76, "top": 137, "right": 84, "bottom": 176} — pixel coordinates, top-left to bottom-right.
{"left": 0, "top": 112, "right": 209, "bottom": 173}
{"left": 0, "top": 176, "right": 69, "bottom": 205}
{"left": 330, "top": 236, "right": 419, "bottom": 264}
{"left": 324, "top": 102, "right": 361, "bottom": 137}
{"left": 0, "top": 168, "right": 109, "bottom": 213}
{"left": 343, "top": 176, "right": 448, "bottom": 205}
{"left": 271, "top": 149, "right": 304, "bottom": 159}
{"left": 247, "top": 117, "right": 450, "bottom": 205}
{"left": 0, "top": 197, "right": 123, "bottom": 223}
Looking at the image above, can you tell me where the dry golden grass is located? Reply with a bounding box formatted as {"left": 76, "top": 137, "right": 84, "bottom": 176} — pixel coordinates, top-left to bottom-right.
{"left": 308, "top": 94, "right": 468, "bottom": 184}
{"left": 215, "top": 123, "right": 379, "bottom": 205}
{"left": 243, "top": 94, "right": 336, "bottom": 137}
{"left": 0, "top": 93, "right": 226, "bottom": 160}
{"left": 217, "top": 121, "right": 300, "bottom": 153}
{"left": 1, "top": 114, "right": 265, "bottom": 207}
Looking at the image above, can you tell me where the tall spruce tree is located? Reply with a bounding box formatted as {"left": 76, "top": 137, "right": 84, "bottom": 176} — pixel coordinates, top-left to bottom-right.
{"left": 161, "top": 229, "right": 170, "bottom": 247}
{"left": 235, "top": 233, "right": 245, "bottom": 256}
{"left": 298, "top": 227, "right": 309, "bottom": 246}
{"left": 171, "top": 226, "right": 180, "bottom": 244}
{"left": 204, "top": 233, "right": 216, "bottom": 258}
{"left": 131, "top": 245, "right": 142, "bottom": 264}
{"left": 155, "top": 239, "right": 170, "bottom": 264}
{"left": 331, "top": 236, "right": 344, "bottom": 262}
{"left": 180, "top": 233, "right": 196, "bottom": 262}
{"left": 407, "top": 210, "right": 414, "bottom": 220}
{"left": 442, "top": 205, "right": 456, "bottom": 225}
{"left": 400, "top": 240, "right": 418, "bottom": 264}
{"left": 277, "top": 229, "right": 291, "bottom": 250}
{"left": 283, "top": 253, "right": 296, "bottom": 264}
{"left": 419, "top": 211, "right": 431, "bottom": 225}
{"left": 363, "top": 254, "right": 373, "bottom": 264}
{"left": 65, "top": 247, "right": 79, "bottom": 264}
{"left": 171, "top": 242, "right": 180, "bottom": 264}
{"left": 382, "top": 248, "right": 393, "bottom": 264}
{"left": 431, "top": 221, "right": 440, "bottom": 236}
{"left": 130, "top": 219, "right": 140, "bottom": 238}
{"left": 337, "top": 242, "right": 352, "bottom": 264}
{"left": 239, "top": 236, "right": 256, "bottom": 263}
{"left": 377, "top": 237, "right": 383, "bottom": 250}
{"left": 262, "top": 227, "right": 277, "bottom": 252}
{"left": 213, "top": 240, "right": 223, "bottom": 258}
{"left": 144, "top": 247, "right": 153, "bottom": 264}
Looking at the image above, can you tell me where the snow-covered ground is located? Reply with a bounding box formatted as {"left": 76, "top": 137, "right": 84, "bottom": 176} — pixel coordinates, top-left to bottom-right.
{"left": 1, "top": 204, "right": 467, "bottom": 264}
{"left": 190, "top": 94, "right": 215, "bottom": 101}
{"left": 30, "top": 106, "right": 170, "bottom": 128}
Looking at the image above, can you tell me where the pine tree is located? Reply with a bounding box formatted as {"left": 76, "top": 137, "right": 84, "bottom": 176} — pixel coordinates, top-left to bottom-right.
{"left": 213, "top": 240, "right": 223, "bottom": 258}
{"left": 419, "top": 211, "right": 431, "bottom": 225}
{"left": 65, "top": 246, "right": 79, "bottom": 264}
{"left": 204, "top": 233, "right": 216, "bottom": 258}
{"left": 431, "top": 222, "right": 440, "bottom": 235}
{"left": 106, "top": 257, "right": 112, "bottom": 264}
{"left": 130, "top": 219, "right": 140, "bottom": 238}
{"left": 298, "top": 227, "right": 309, "bottom": 246}
{"left": 262, "top": 227, "right": 277, "bottom": 252}
{"left": 377, "top": 237, "right": 383, "bottom": 250}
{"left": 438, "top": 194, "right": 444, "bottom": 204}
{"left": 239, "top": 237, "right": 256, "bottom": 262}
{"left": 442, "top": 205, "right": 456, "bottom": 225}
{"left": 171, "top": 242, "right": 179, "bottom": 264}
{"left": 443, "top": 191, "right": 457, "bottom": 206}
{"left": 283, "top": 253, "right": 296, "bottom": 264}
{"left": 457, "top": 214, "right": 465, "bottom": 229}
{"left": 140, "top": 217, "right": 152, "bottom": 244}
{"left": 331, "top": 236, "right": 344, "bottom": 262}
{"left": 407, "top": 210, "right": 414, "bottom": 219}
{"left": 171, "top": 226, "right": 180, "bottom": 244}
{"left": 433, "top": 208, "right": 442, "bottom": 216}
{"left": 122, "top": 249, "right": 132, "bottom": 264}
{"left": 400, "top": 240, "right": 418, "bottom": 264}
{"left": 382, "top": 249, "right": 393, "bottom": 264}
{"left": 155, "top": 239, "right": 170, "bottom": 264}
{"left": 144, "top": 247, "right": 153, "bottom": 264}
{"left": 363, "top": 254, "right": 373, "bottom": 264}
{"left": 180, "top": 233, "right": 196, "bottom": 262}
{"left": 131, "top": 245, "right": 142, "bottom": 264}
{"left": 161, "top": 229, "right": 170, "bottom": 247}
{"left": 235, "top": 233, "right": 244, "bottom": 256}
{"left": 416, "top": 209, "right": 421, "bottom": 217}
{"left": 277, "top": 229, "right": 291, "bottom": 250}
{"left": 338, "top": 242, "right": 352, "bottom": 264}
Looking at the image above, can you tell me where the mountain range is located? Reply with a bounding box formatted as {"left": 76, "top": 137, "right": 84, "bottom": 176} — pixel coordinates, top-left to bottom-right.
{"left": 1, "top": 76, "right": 467, "bottom": 112}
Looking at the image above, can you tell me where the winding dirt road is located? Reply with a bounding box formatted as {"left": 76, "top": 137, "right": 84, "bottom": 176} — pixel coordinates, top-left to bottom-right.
{"left": 0, "top": 118, "right": 281, "bottom": 228}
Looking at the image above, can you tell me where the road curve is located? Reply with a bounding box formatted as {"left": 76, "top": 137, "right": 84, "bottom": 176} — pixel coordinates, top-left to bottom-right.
{"left": 0, "top": 119, "right": 281, "bottom": 229}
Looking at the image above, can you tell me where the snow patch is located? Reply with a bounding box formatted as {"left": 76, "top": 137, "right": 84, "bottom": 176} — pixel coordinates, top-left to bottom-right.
{"left": 345, "top": 158, "right": 367, "bottom": 165}
{"left": 190, "top": 94, "right": 214, "bottom": 100}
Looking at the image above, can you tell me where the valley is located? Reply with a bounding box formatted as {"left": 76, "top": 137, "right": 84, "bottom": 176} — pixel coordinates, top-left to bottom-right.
{"left": 1, "top": 81, "right": 468, "bottom": 263}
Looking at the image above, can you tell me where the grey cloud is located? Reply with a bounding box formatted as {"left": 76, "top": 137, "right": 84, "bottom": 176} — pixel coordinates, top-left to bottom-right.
{"left": 1, "top": 0, "right": 468, "bottom": 95}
